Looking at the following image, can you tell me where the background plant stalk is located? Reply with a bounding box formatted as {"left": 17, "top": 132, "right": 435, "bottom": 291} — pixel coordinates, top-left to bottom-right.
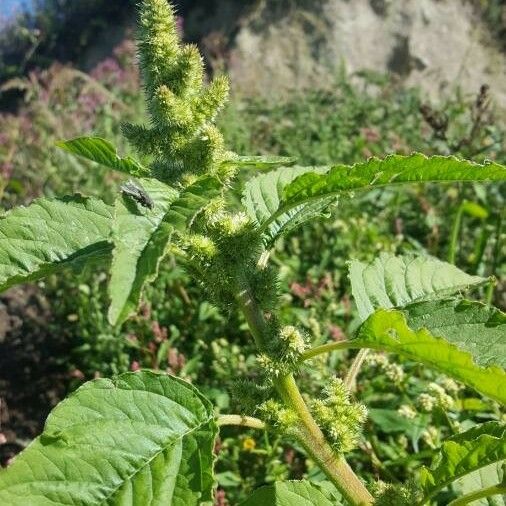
{"left": 236, "top": 281, "right": 374, "bottom": 506}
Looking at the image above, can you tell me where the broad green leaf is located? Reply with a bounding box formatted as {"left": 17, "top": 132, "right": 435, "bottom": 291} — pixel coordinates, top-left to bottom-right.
{"left": 248, "top": 155, "right": 506, "bottom": 237}
{"left": 240, "top": 480, "right": 342, "bottom": 506}
{"left": 354, "top": 300, "right": 506, "bottom": 403}
{"left": 222, "top": 154, "right": 297, "bottom": 170}
{"left": 265, "top": 196, "right": 337, "bottom": 245}
{"left": 108, "top": 176, "right": 222, "bottom": 325}
{"left": 162, "top": 175, "right": 222, "bottom": 233}
{"left": 0, "top": 371, "right": 217, "bottom": 505}
{"left": 284, "top": 154, "right": 506, "bottom": 207}
{"left": 242, "top": 165, "right": 330, "bottom": 242}
{"left": 453, "top": 463, "right": 505, "bottom": 506}
{"left": 419, "top": 422, "right": 506, "bottom": 503}
{"left": 0, "top": 196, "right": 113, "bottom": 292}
{"left": 349, "top": 253, "right": 487, "bottom": 321}
{"left": 405, "top": 299, "right": 506, "bottom": 369}
{"left": 57, "top": 136, "right": 150, "bottom": 177}
{"left": 108, "top": 179, "right": 178, "bottom": 326}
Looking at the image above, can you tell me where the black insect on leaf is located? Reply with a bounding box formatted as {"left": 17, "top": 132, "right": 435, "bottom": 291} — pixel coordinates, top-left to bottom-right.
{"left": 120, "top": 180, "right": 154, "bottom": 210}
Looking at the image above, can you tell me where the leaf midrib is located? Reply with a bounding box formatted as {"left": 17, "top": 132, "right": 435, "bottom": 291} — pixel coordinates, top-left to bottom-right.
{"left": 0, "top": 399, "right": 213, "bottom": 506}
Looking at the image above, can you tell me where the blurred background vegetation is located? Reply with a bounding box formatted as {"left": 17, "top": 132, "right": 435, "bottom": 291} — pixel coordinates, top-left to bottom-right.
{"left": 0, "top": 1, "right": 505, "bottom": 504}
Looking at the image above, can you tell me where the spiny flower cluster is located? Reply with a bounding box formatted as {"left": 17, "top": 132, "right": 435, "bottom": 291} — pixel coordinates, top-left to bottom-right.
{"left": 418, "top": 382, "right": 454, "bottom": 412}
{"left": 421, "top": 426, "right": 439, "bottom": 448}
{"left": 123, "top": 0, "right": 233, "bottom": 184}
{"left": 310, "top": 377, "right": 367, "bottom": 453}
{"left": 229, "top": 378, "right": 274, "bottom": 414}
{"left": 183, "top": 209, "right": 279, "bottom": 311}
{"left": 257, "top": 326, "right": 308, "bottom": 379}
{"left": 258, "top": 399, "right": 298, "bottom": 431}
{"left": 373, "top": 481, "right": 422, "bottom": 506}
{"left": 397, "top": 404, "right": 417, "bottom": 420}
{"left": 366, "top": 352, "right": 405, "bottom": 386}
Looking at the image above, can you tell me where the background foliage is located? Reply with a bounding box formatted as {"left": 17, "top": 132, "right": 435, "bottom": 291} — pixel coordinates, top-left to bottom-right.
{"left": 0, "top": 2, "right": 505, "bottom": 503}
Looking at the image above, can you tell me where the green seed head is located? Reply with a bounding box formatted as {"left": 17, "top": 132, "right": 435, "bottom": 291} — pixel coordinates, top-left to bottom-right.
{"left": 123, "top": 0, "right": 231, "bottom": 183}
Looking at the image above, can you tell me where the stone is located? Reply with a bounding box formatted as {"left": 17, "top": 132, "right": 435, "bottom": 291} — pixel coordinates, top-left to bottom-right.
{"left": 223, "top": 0, "right": 506, "bottom": 108}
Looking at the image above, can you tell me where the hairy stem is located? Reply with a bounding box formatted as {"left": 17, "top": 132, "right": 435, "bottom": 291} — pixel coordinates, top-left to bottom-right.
{"left": 344, "top": 349, "right": 369, "bottom": 391}
{"left": 300, "top": 340, "right": 353, "bottom": 361}
{"left": 276, "top": 374, "right": 373, "bottom": 505}
{"left": 217, "top": 415, "right": 266, "bottom": 430}
{"left": 236, "top": 286, "right": 373, "bottom": 506}
{"left": 447, "top": 483, "right": 506, "bottom": 506}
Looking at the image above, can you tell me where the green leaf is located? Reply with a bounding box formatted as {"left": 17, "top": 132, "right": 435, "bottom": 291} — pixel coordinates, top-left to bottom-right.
{"left": 108, "top": 176, "right": 222, "bottom": 325}
{"left": 0, "top": 196, "right": 113, "bottom": 292}
{"left": 419, "top": 422, "right": 506, "bottom": 503}
{"left": 247, "top": 155, "right": 506, "bottom": 238}
{"left": 284, "top": 154, "right": 506, "bottom": 206}
{"left": 0, "top": 371, "right": 217, "bottom": 505}
{"left": 240, "top": 480, "right": 342, "bottom": 506}
{"left": 453, "top": 463, "right": 505, "bottom": 506}
{"left": 108, "top": 179, "right": 178, "bottom": 326}
{"left": 57, "top": 136, "right": 150, "bottom": 177}
{"left": 162, "top": 175, "right": 222, "bottom": 233}
{"left": 349, "top": 253, "right": 487, "bottom": 321}
{"left": 368, "top": 409, "right": 429, "bottom": 438}
{"left": 405, "top": 299, "right": 506, "bottom": 369}
{"left": 242, "top": 165, "right": 330, "bottom": 242}
{"left": 354, "top": 299, "right": 506, "bottom": 403}
{"left": 222, "top": 154, "right": 297, "bottom": 170}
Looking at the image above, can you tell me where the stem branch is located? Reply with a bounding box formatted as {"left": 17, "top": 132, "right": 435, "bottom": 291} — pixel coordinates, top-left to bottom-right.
{"left": 448, "top": 483, "right": 506, "bottom": 506}
{"left": 300, "top": 340, "right": 353, "bottom": 361}
{"left": 217, "top": 415, "right": 265, "bottom": 430}
{"left": 344, "top": 349, "right": 369, "bottom": 391}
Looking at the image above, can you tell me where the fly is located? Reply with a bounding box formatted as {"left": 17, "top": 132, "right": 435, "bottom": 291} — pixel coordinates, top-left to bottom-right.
{"left": 120, "top": 180, "right": 154, "bottom": 210}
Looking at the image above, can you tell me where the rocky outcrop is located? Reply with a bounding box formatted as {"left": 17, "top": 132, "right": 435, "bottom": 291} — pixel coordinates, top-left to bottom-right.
{"left": 220, "top": 0, "right": 506, "bottom": 107}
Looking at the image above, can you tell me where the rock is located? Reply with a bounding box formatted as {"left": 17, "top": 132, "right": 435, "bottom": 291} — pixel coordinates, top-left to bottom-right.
{"left": 224, "top": 0, "right": 506, "bottom": 107}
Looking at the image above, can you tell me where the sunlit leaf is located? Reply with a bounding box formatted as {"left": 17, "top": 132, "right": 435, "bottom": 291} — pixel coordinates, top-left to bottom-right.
{"left": 354, "top": 300, "right": 506, "bottom": 403}
{"left": 419, "top": 422, "right": 506, "bottom": 503}
{"left": 0, "top": 371, "right": 217, "bottom": 505}
{"left": 108, "top": 179, "right": 178, "bottom": 325}
{"left": 240, "top": 480, "right": 342, "bottom": 506}
{"left": 0, "top": 196, "right": 113, "bottom": 292}
{"left": 242, "top": 165, "right": 329, "bottom": 242}
{"left": 57, "top": 136, "right": 150, "bottom": 177}
{"left": 243, "top": 155, "right": 506, "bottom": 241}
{"left": 349, "top": 253, "right": 487, "bottom": 321}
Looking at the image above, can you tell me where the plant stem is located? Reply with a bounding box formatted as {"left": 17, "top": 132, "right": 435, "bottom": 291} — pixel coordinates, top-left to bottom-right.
{"left": 236, "top": 286, "right": 373, "bottom": 506}
{"left": 447, "top": 483, "right": 506, "bottom": 506}
{"left": 301, "top": 342, "right": 370, "bottom": 392}
{"left": 344, "top": 349, "right": 369, "bottom": 391}
{"left": 299, "top": 340, "right": 353, "bottom": 361}
{"left": 217, "top": 415, "right": 265, "bottom": 430}
{"left": 277, "top": 374, "right": 373, "bottom": 505}
{"left": 448, "top": 201, "right": 464, "bottom": 264}
{"left": 486, "top": 210, "right": 503, "bottom": 305}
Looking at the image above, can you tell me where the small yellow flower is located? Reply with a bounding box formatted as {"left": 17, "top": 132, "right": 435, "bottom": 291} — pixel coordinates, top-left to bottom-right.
{"left": 242, "top": 437, "right": 256, "bottom": 452}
